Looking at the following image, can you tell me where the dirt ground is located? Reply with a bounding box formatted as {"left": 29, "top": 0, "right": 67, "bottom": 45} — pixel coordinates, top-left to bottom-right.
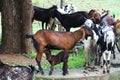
{"left": 0, "top": 53, "right": 37, "bottom": 66}
{"left": 1, "top": 52, "right": 120, "bottom": 80}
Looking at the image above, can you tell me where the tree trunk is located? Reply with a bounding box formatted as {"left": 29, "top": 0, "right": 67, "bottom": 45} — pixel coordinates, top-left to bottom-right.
{"left": 0, "top": 0, "right": 33, "bottom": 54}
{"left": 0, "top": 0, "right": 1, "bottom": 12}
{"left": 21, "top": 0, "right": 34, "bottom": 53}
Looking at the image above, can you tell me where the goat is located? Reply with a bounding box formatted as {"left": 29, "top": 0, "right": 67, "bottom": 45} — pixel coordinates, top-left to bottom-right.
{"left": 44, "top": 49, "right": 69, "bottom": 75}
{"left": 0, "top": 60, "right": 35, "bottom": 80}
{"left": 101, "top": 10, "right": 115, "bottom": 26}
{"left": 82, "top": 19, "right": 100, "bottom": 69}
{"left": 100, "top": 30, "right": 115, "bottom": 74}
{"left": 51, "top": 4, "right": 77, "bottom": 31}
{"left": 52, "top": 9, "right": 88, "bottom": 31}
{"left": 88, "top": 9, "right": 101, "bottom": 24}
{"left": 32, "top": 5, "right": 57, "bottom": 29}
{"left": 25, "top": 24, "right": 92, "bottom": 75}
{"left": 113, "top": 19, "right": 120, "bottom": 35}
{"left": 63, "top": 4, "right": 77, "bottom": 14}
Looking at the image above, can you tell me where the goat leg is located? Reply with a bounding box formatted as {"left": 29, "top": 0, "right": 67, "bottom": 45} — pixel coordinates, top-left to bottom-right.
{"left": 42, "top": 22, "right": 44, "bottom": 29}
{"left": 36, "top": 58, "right": 44, "bottom": 75}
{"left": 49, "top": 65, "right": 54, "bottom": 75}
{"left": 62, "top": 61, "right": 68, "bottom": 75}
{"left": 112, "top": 46, "right": 115, "bottom": 59}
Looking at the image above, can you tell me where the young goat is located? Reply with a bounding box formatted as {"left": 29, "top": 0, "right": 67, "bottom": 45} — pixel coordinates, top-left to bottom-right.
{"left": 44, "top": 49, "right": 69, "bottom": 75}
{"left": 0, "top": 60, "right": 35, "bottom": 80}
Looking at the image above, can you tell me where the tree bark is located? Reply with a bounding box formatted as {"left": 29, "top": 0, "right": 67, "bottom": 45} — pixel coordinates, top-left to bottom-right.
{"left": 0, "top": 0, "right": 1, "bottom": 12}
{"left": 0, "top": 0, "right": 33, "bottom": 54}
{"left": 21, "top": 0, "right": 34, "bottom": 53}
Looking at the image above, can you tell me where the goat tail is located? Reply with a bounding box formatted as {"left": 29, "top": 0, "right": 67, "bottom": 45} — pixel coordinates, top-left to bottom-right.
{"left": 25, "top": 34, "right": 34, "bottom": 39}
{"left": 25, "top": 34, "right": 39, "bottom": 53}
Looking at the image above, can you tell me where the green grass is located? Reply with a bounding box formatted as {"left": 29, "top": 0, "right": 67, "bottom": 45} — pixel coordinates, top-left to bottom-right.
{"left": 68, "top": 49, "right": 85, "bottom": 68}
{"left": 25, "top": 52, "right": 37, "bottom": 59}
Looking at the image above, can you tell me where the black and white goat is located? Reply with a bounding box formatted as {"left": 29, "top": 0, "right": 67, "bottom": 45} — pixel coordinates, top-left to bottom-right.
{"left": 82, "top": 19, "right": 100, "bottom": 68}
{"left": 100, "top": 29, "right": 115, "bottom": 74}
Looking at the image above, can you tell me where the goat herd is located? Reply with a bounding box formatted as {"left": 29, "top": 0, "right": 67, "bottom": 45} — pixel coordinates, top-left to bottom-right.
{"left": 1, "top": 4, "right": 120, "bottom": 80}
{"left": 30, "top": 4, "right": 120, "bottom": 75}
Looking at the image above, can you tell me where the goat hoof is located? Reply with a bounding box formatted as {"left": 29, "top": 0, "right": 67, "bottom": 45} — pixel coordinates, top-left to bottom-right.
{"left": 49, "top": 72, "right": 52, "bottom": 75}
{"left": 103, "top": 70, "right": 106, "bottom": 74}
{"left": 113, "top": 56, "right": 116, "bottom": 59}
{"left": 41, "top": 71, "right": 44, "bottom": 75}
{"left": 63, "top": 72, "right": 67, "bottom": 76}
{"left": 101, "top": 66, "right": 103, "bottom": 68}
{"left": 107, "top": 70, "right": 110, "bottom": 74}
{"left": 66, "top": 71, "right": 69, "bottom": 74}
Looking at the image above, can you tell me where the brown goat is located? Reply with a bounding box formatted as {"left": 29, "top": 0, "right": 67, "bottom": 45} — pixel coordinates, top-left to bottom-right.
{"left": 113, "top": 19, "right": 120, "bottom": 35}
{"left": 44, "top": 49, "right": 69, "bottom": 75}
{"left": 88, "top": 9, "right": 101, "bottom": 24}
{"left": 25, "top": 26, "right": 92, "bottom": 75}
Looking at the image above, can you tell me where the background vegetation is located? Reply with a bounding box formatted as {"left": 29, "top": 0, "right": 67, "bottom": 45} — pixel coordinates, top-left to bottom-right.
{"left": 32, "top": 0, "right": 120, "bottom": 33}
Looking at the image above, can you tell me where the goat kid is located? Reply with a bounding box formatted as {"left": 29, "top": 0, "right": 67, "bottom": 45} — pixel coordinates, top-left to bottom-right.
{"left": 44, "top": 49, "right": 69, "bottom": 75}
